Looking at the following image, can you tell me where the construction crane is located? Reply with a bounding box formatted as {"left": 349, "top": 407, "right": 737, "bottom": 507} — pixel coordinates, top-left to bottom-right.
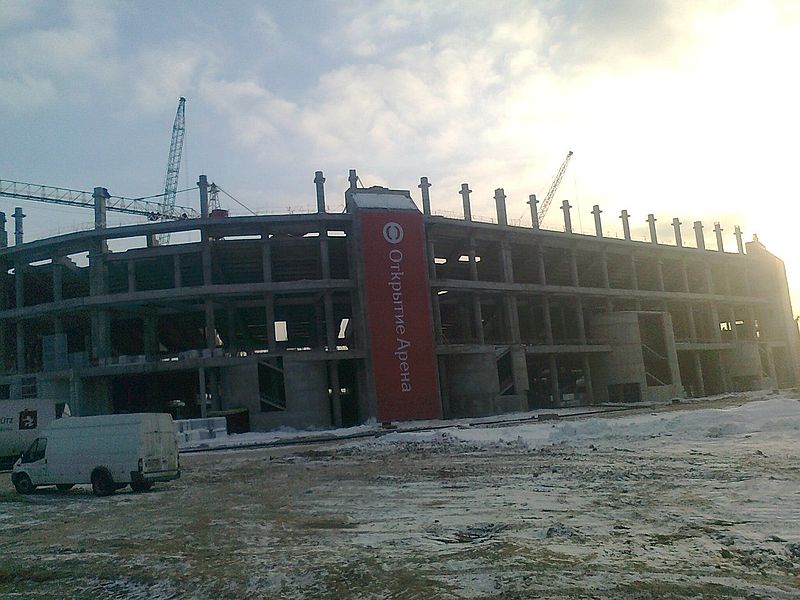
{"left": 159, "top": 96, "right": 186, "bottom": 244}
{"left": 536, "top": 150, "right": 573, "bottom": 224}
{"left": 0, "top": 179, "right": 199, "bottom": 220}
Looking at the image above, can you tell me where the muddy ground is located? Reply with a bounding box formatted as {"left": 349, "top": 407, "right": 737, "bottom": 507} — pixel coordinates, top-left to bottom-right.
{"left": 1, "top": 395, "right": 798, "bottom": 599}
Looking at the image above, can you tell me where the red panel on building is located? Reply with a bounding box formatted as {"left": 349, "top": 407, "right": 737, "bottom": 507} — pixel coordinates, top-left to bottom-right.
{"left": 359, "top": 209, "right": 440, "bottom": 421}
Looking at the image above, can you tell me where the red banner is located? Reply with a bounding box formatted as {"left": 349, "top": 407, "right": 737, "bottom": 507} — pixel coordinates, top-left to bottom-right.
{"left": 359, "top": 210, "right": 440, "bottom": 421}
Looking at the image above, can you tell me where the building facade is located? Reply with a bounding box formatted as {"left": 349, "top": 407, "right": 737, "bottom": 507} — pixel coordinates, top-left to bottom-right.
{"left": 0, "top": 171, "right": 798, "bottom": 429}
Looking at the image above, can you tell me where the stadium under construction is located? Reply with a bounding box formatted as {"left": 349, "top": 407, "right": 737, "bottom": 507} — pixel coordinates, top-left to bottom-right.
{"left": 0, "top": 171, "right": 798, "bottom": 431}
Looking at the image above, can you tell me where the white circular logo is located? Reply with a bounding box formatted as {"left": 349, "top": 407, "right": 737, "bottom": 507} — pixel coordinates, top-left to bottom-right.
{"left": 382, "top": 222, "right": 404, "bottom": 244}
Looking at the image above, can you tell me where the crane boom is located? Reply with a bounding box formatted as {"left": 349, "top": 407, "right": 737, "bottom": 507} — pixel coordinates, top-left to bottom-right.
{"left": 159, "top": 97, "right": 186, "bottom": 243}
{"left": 0, "top": 179, "right": 199, "bottom": 219}
{"left": 537, "top": 150, "right": 573, "bottom": 224}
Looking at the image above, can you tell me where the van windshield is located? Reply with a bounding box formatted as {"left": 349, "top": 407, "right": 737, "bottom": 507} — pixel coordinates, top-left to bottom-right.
{"left": 22, "top": 437, "right": 47, "bottom": 463}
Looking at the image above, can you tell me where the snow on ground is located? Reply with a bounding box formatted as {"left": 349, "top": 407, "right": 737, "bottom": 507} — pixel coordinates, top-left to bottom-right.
{"left": 1, "top": 391, "right": 799, "bottom": 599}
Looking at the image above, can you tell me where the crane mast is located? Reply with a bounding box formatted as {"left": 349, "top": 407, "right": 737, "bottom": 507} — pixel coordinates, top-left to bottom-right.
{"left": 537, "top": 150, "right": 573, "bottom": 224}
{"left": 160, "top": 97, "right": 186, "bottom": 243}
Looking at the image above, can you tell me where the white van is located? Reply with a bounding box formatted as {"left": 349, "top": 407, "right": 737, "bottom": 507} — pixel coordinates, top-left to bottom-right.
{"left": 0, "top": 399, "right": 70, "bottom": 469}
{"left": 11, "top": 413, "right": 180, "bottom": 496}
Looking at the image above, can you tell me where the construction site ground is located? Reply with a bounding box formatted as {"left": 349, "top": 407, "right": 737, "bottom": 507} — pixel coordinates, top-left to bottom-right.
{"left": 1, "top": 391, "right": 799, "bottom": 599}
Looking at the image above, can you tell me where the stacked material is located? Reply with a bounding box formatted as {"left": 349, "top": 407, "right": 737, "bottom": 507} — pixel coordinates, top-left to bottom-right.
{"left": 174, "top": 417, "right": 228, "bottom": 446}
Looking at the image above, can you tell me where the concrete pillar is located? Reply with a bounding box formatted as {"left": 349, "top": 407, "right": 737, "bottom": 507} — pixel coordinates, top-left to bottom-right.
{"left": 127, "top": 261, "right": 136, "bottom": 293}
{"left": 575, "top": 297, "right": 586, "bottom": 343}
{"left": 501, "top": 240, "right": 514, "bottom": 283}
{"left": 0, "top": 212, "right": 7, "bottom": 248}
{"left": 418, "top": 177, "right": 431, "bottom": 216}
{"left": 620, "top": 210, "right": 631, "bottom": 241}
{"left": 672, "top": 218, "right": 683, "bottom": 248}
{"left": 693, "top": 352, "right": 705, "bottom": 397}
{"left": 537, "top": 250, "right": 548, "bottom": 285}
{"left": 591, "top": 205, "right": 603, "bottom": 237}
{"left": 560, "top": 200, "right": 572, "bottom": 233}
{"left": 93, "top": 187, "right": 108, "bottom": 229}
{"left": 507, "top": 296, "right": 521, "bottom": 344}
{"left": 693, "top": 221, "right": 705, "bottom": 250}
{"left": 173, "top": 254, "right": 182, "bottom": 288}
{"left": 549, "top": 354, "right": 561, "bottom": 406}
{"left": 198, "top": 175, "right": 209, "bottom": 219}
{"left": 16, "top": 320, "right": 25, "bottom": 373}
{"left": 348, "top": 169, "right": 358, "bottom": 191}
{"left": 320, "top": 236, "right": 331, "bottom": 280}
{"left": 314, "top": 171, "right": 327, "bottom": 213}
{"left": 329, "top": 361, "right": 343, "bottom": 427}
{"left": 13, "top": 207, "right": 25, "bottom": 246}
{"left": 261, "top": 236, "right": 272, "bottom": 282}
{"left": 680, "top": 260, "right": 690, "bottom": 292}
{"left": 655, "top": 259, "right": 665, "bottom": 292}
{"left": 460, "top": 184, "right": 473, "bottom": 221}
{"left": 687, "top": 304, "right": 697, "bottom": 340}
{"left": 629, "top": 255, "right": 639, "bottom": 290}
{"left": 714, "top": 222, "right": 724, "bottom": 252}
{"left": 204, "top": 300, "right": 216, "bottom": 350}
{"left": 226, "top": 307, "right": 237, "bottom": 352}
{"left": 144, "top": 315, "right": 159, "bottom": 357}
{"left": 431, "top": 292, "right": 443, "bottom": 344}
{"left": 472, "top": 294, "right": 484, "bottom": 344}
{"left": 600, "top": 252, "right": 610, "bottom": 288}
{"left": 324, "top": 292, "right": 336, "bottom": 351}
{"left": 569, "top": 248, "right": 579, "bottom": 286}
{"left": 542, "top": 296, "right": 554, "bottom": 345}
{"left": 647, "top": 214, "right": 658, "bottom": 244}
{"left": 198, "top": 367, "right": 207, "bottom": 418}
{"left": 14, "top": 262, "right": 23, "bottom": 309}
{"left": 734, "top": 226, "right": 744, "bottom": 254}
{"left": 704, "top": 263, "right": 714, "bottom": 294}
{"left": 494, "top": 188, "right": 508, "bottom": 226}
{"left": 468, "top": 239, "right": 479, "bottom": 281}
{"left": 511, "top": 347, "right": 529, "bottom": 400}
{"left": 265, "top": 295, "right": 276, "bottom": 352}
{"left": 582, "top": 355, "right": 594, "bottom": 404}
{"left": 765, "top": 346, "right": 778, "bottom": 389}
{"left": 427, "top": 239, "right": 438, "bottom": 280}
{"left": 727, "top": 305, "right": 738, "bottom": 339}
{"left": 710, "top": 303, "right": 722, "bottom": 342}
{"left": 528, "top": 194, "right": 540, "bottom": 229}
{"left": 52, "top": 260, "right": 63, "bottom": 302}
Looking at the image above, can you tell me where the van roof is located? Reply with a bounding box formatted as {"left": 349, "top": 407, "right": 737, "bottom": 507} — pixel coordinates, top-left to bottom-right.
{"left": 45, "top": 413, "right": 173, "bottom": 431}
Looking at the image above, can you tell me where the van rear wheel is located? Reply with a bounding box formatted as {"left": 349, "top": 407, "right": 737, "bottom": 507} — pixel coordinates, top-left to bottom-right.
{"left": 12, "top": 473, "right": 34, "bottom": 495}
{"left": 130, "top": 480, "right": 153, "bottom": 493}
{"left": 56, "top": 484, "right": 74, "bottom": 492}
{"left": 91, "top": 469, "right": 115, "bottom": 497}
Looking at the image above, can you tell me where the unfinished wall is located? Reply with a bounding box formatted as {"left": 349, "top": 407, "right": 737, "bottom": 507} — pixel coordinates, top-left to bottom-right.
{"left": 443, "top": 351, "right": 500, "bottom": 417}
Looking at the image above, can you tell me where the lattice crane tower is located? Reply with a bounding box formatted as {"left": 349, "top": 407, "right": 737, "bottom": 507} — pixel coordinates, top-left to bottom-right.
{"left": 160, "top": 97, "right": 186, "bottom": 244}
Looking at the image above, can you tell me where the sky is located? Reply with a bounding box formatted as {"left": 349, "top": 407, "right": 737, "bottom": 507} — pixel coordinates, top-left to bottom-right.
{"left": 1, "top": 0, "right": 799, "bottom": 314}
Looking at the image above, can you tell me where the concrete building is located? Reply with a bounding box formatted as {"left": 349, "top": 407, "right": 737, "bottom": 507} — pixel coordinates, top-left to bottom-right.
{"left": 0, "top": 171, "right": 798, "bottom": 429}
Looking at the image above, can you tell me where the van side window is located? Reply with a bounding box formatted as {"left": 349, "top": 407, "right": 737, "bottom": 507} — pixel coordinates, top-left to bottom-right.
{"left": 22, "top": 438, "right": 47, "bottom": 463}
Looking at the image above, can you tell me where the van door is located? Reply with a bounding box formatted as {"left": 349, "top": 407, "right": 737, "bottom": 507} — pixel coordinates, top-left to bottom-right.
{"left": 20, "top": 437, "right": 48, "bottom": 484}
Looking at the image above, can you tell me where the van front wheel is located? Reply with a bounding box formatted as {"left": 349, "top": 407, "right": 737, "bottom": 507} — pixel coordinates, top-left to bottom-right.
{"left": 91, "top": 469, "right": 115, "bottom": 497}
{"left": 12, "top": 473, "right": 34, "bottom": 495}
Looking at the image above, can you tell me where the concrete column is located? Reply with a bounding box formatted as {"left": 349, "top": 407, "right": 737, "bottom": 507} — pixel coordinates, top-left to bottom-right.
{"left": 765, "top": 346, "right": 778, "bottom": 389}
{"left": 52, "top": 260, "right": 63, "bottom": 302}
{"left": 501, "top": 240, "right": 514, "bottom": 283}
{"left": 654, "top": 258, "right": 665, "bottom": 292}
{"left": 600, "top": 252, "right": 610, "bottom": 288}
{"left": 714, "top": 222, "right": 724, "bottom": 252}
{"left": 727, "top": 306, "right": 738, "bottom": 339}
{"left": 647, "top": 214, "right": 658, "bottom": 244}
{"left": 261, "top": 236, "right": 272, "bottom": 282}
{"left": 620, "top": 210, "right": 631, "bottom": 241}
{"left": 537, "top": 250, "right": 548, "bottom": 285}
{"left": 198, "top": 175, "right": 209, "bottom": 219}
{"left": 348, "top": 169, "right": 358, "bottom": 191}
{"left": 427, "top": 239, "right": 438, "bottom": 280}
{"left": 569, "top": 249, "right": 579, "bottom": 286}
{"left": 575, "top": 297, "right": 586, "bottom": 344}
{"left": 173, "top": 254, "right": 182, "bottom": 288}
{"left": 204, "top": 300, "right": 216, "bottom": 350}
{"left": 561, "top": 200, "right": 572, "bottom": 233}
{"left": 144, "top": 315, "right": 159, "bottom": 357}
{"left": 0, "top": 212, "right": 7, "bottom": 248}
{"left": 511, "top": 347, "right": 529, "bottom": 400}
{"left": 680, "top": 260, "right": 690, "bottom": 292}
{"left": 127, "top": 260, "right": 136, "bottom": 293}
{"left": 672, "top": 218, "right": 683, "bottom": 248}
{"left": 198, "top": 367, "right": 207, "bottom": 418}
{"left": 693, "top": 352, "right": 705, "bottom": 397}
{"left": 468, "top": 238, "right": 479, "bottom": 281}
{"left": 704, "top": 263, "right": 714, "bottom": 294}
{"left": 324, "top": 292, "right": 336, "bottom": 351}
{"left": 693, "top": 221, "right": 705, "bottom": 250}
{"left": 329, "top": 361, "right": 342, "bottom": 427}
{"left": 734, "top": 226, "right": 744, "bottom": 254}
{"left": 687, "top": 304, "right": 697, "bottom": 340}
{"left": 460, "top": 184, "right": 473, "bottom": 221}
{"left": 494, "top": 188, "right": 508, "bottom": 226}
{"left": 314, "top": 171, "right": 327, "bottom": 213}
{"left": 710, "top": 303, "right": 722, "bottom": 342}
{"left": 0, "top": 322, "right": 8, "bottom": 372}
{"left": 16, "top": 320, "right": 25, "bottom": 373}
{"left": 529, "top": 194, "right": 540, "bottom": 229}
{"left": 629, "top": 255, "right": 639, "bottom": 290}
{"left": 320, "top": 236, "right": 331, "bottom": 280}
{"left": 472, "top": 294, "right": 484, "bottom": 345}
{"left": 13, "top": 207, "right": 25, "bottom": 246}
{"left": 582, "top": 355, "right": 594, "bottom": 404}
{"left": 14, "top": 262, "right": 23, "bottom": 309}
{"left": 93, "top": 187, "right": 108, "bottom": 229}
{"left": 506, "top": 296, "right": 521, "bottom": 344}
{"left": 202, "top": 240, "right": 212, "bottom": 286}
{"left": 418, "top": 177, "right": 431, "bottom": 216}
{"left": 549, "top": 354, "right": 561, "bottom": 406}
{"left": 226, "top": 307, "right": 237, "bottom": 352}
{"left": 542, "top": 296, "right": 554, "bottom": 345}
{"left": 265, "top": 295, "right": 276, "bottom": 352}
{"left": 431, "top": 293, "right": 443, "bottom": 344}
{"left": 592, "top": 205, "right": 603, "bottom": 237}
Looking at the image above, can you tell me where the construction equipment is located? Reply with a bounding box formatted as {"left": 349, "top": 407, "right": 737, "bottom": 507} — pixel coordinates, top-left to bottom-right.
{"left": 537, "top": 150, "right": 573, "bottom": 225}
{"left": 159, "top": 97, "right": 186, "bottom": 243}
{"left": 0, "top": 179, "right": 199, "bottom": 220}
